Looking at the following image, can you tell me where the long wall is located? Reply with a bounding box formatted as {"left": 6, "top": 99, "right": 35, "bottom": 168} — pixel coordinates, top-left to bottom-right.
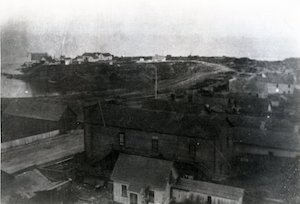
{"left": 84, "top": 124, "right": 233, "bottom": 177}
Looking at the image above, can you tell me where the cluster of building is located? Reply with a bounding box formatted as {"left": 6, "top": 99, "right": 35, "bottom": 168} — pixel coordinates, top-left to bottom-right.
{"left": 26, "top": 52, "right": 169, "bottom": 67}
{"left": 83, "top": 94, "right": 300, "bottom": 203}
{"left": 229, "top": 71, "right": 296, "bottom": 97}
{"left": 26, "top": 52, "right": 114, "bottom": 66}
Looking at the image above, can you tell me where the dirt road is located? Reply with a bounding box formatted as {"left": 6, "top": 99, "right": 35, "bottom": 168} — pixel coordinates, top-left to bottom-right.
{"left": 1, "top": 130, "right": 84, "bottom": 174}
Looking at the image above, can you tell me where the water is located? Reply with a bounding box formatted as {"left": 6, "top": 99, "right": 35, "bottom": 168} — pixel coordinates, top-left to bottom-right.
{"left": 1, "top": 63, "right": 60, "bottom": 98}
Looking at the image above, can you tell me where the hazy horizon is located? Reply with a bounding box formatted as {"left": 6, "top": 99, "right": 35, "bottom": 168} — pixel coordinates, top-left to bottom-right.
{"left": 1, "top": 0, "right": 300, "bottom": 62}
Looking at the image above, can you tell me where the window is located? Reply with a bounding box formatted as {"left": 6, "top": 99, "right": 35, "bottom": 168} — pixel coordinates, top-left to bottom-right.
{"left": 119, "top": 132, "right": 125, "bottom": 146}
{"left": 276, "top": 84, "right": 279, "bottom": 88}
{"left": 189, "top": 143, "right": 196, "bottom": 158}
{"left": 207, "top": 196, "right": 212, "bottom": 204}
{"left": 121, "top": 185, "right": 127, "bottom": 197}
{"left": 268, "top": 151, "right": 274, "bottom": 157}
{"left": 148, "top": 190, "right": 154, "bottom": 203}
{"left": 152, "top": 137, "right": 158, "bottom": 152}
{"left": 226, "top": 136, "right": 230, "bottom": 148}
{"left": 288, "top": 84, "right": 291, "bottom": 88}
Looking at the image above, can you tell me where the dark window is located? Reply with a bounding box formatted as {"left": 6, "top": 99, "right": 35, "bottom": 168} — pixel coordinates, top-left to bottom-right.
{"left": 268, "top": 151, "right": 274, "bottom": 157}
{"left": 148, "top": 190, "right": 154, "bottom": 203}
{"left": 207, "top": 196, "right": 212, "bottom": 204}
{"left": 276, "top": 84, "right": 279, "bottom": 88}
{"left": 152, "top": 137, "right": 158, "bottom": 152}
{"left": 189, "top": 143, "right": 196, "bottom": 158}
{"left": 119, "top": 132, "right": 125, "bottom": 146}
{"left": 288, "top": 84, "right": 291, "bottom": 88}
{"left": 121, "top": 185, "right": 127, "bottom": 197}
{"left": 226, "top": 136, "right": 230, "bottom": 148}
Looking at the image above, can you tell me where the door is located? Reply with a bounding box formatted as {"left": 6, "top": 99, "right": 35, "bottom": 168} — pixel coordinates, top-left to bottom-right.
{"left": 130, "top": 193, "right": 138, "bottom": 204}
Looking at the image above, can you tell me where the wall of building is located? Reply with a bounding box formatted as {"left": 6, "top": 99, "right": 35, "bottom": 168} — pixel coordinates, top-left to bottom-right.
{"left": 84, "top": 124, "right": 229, "bottom": 178}
{"left": 113, "top": 181, "right": 167, "bottom": 204}
{"left": 171, "top": 188, "right": 242, "bottom": 204}
{"left": 266, "top": 83, "right": 294, "bottom": 95}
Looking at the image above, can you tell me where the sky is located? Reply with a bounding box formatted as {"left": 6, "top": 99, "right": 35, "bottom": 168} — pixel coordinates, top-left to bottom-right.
{"left": 1, "top": 0, "right": 300, "bottom": 61}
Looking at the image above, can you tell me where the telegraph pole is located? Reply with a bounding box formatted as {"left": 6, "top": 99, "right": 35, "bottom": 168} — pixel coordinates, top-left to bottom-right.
{"left": 155, "top": 66, "right": 158, "bottom": 99}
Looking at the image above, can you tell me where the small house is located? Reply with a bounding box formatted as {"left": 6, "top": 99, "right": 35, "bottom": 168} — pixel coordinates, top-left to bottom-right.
{"left": 111, "top": 154, "right": 178, "bottom": 204}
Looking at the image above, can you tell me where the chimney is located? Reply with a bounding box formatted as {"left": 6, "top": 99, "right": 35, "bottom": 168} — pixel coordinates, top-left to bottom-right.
{"left": 294, "top": 125, "right": 299, "bottom": 134}
{"left": 260, "top": 121, "right": 266, "bottom": 130}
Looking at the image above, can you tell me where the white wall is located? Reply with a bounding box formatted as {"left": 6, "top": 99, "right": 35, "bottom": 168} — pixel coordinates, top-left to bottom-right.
{"left": 171, "top": 188, "right": 242, "bottom": 204}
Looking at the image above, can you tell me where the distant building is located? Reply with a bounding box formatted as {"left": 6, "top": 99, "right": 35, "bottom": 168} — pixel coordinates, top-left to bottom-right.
{"left": 152, "top": 54, "right": 166, "bottom": 62}
{"left": 27, "top": 52, "right": 52, "bottom": 64}
{"left": 111, "top": 154, "right": 178, "bottom": 204}
{"left": 229, "top": 72, "right": 296, "bottom": 97}
{"left": 73, "top": 56, "right": 85, "bottom": 64}
{"left": 2, "top": 100, "right": 78, "bottom": 142}
{"left": 171, "top": 178, "right": 244, "bottom": 204}
{"left": 257, "top": 72, "right": 295, "bottom": 95}
{"left": 64, "top": 57, "right": 72, "bottom": 65}
{"left": 82, "top": 52, "right": 113, "bottom": 63}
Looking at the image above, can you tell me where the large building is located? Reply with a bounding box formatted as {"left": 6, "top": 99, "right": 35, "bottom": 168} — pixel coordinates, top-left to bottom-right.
{"left": 83, "top": 103, "right": 234, "bottom": 179}
{"left": 82, "top": 52, "right": 113, "bottom": 62}
{"left": 2, "top": 100, "right": 78, "bottom": 142}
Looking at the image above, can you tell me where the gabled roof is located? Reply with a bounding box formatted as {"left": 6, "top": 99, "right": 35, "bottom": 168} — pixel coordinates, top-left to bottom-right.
{"left": 85, "top": 104, "right": 220, "bottom": 139}
{"left": 111, "top": 154, "right": 173, "bottom": 191}
{"left": 174, "top": 178, "right": 244, "bottom": 201}
{"left": 233, "top": 127, "right": 300, "bottom": 151}
{"left": 4, "top": 100, "right": 72, "bottom": 121}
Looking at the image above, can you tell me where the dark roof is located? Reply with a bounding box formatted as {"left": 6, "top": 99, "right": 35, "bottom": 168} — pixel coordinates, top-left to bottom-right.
{"left": 233, "top": 127, "right": 300, "bottom": 151}
{"left": 102, "top": 53, "right": 112, "bottom": 57}
{"left": 174, "top": 178, "right": 244, "bottom": 201}
{"left": 4, "top": 100, "right": 71, "bottom": 121}
{"left": 111, "top": 154, "right": 173, "bottom": 191}
{"left": 257, "top": 72, "right": 294, "bottom": 84}
{"left": 85, "top": 104, "right": 221, "bottom": 139}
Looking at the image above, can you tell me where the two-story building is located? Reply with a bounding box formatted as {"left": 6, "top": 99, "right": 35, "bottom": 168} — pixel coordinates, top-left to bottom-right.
{"left": 83, "top": 103, "right": 234, "bottom": 179}
{"left": 111, "top": 153, "right": 178, "bottom": 204}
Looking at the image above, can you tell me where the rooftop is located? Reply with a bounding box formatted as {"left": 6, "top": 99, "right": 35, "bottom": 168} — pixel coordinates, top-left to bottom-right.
{"left": 4, "top": 100, "right": 74, "bottom": 121}
{"left": 85, "top": 104, "right": 221, "bottom": 139}
{"left": 111, "top": 154, "right": 173, "bottom": 191}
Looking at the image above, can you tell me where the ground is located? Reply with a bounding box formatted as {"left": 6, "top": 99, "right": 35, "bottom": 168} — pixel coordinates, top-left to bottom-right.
{"left": 224, "top": 158, "right": 300, "bottom": 204}
{"left": 1, "top": 130, "right": 84, "bottom": 174}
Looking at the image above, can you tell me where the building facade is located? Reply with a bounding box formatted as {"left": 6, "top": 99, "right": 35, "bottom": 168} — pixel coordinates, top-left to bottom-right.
{"left": 83, "top": 103, "right": 234, "bottom": 179}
